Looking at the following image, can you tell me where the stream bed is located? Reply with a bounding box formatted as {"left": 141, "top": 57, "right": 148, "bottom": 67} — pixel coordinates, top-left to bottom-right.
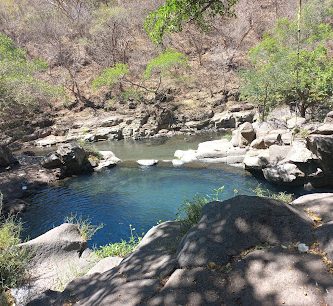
{"left": 21, "top": 132, "right": 312, "bottom": 247}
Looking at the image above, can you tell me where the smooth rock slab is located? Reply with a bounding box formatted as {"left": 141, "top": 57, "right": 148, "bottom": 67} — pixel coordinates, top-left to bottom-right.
{"left": 292, "top": 193, "right": 333, "bottom": 223}
{"left": 86, "top": 256, "right": 123, "bottom": 275}
{"left": 149, "top": 248, "right": 333, "bottom": 306}
{"left": 177, "top": 196, "right": 314, "bottom": 268}
{"left": 116, "top": 221, "right": 183, "bottom": 281}
{"left": 315, "top": 221, "right": 333, "bottom": 261}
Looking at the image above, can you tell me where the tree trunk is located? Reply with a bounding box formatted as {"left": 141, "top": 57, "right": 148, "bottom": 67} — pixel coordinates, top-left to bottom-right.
{"left": 298, "top": 102, "right": 306, "bottom": 118}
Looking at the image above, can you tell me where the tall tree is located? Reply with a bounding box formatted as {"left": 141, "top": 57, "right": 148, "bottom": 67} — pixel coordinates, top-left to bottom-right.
{"left": 240, "top": 0, "right": 333, "bottom": 119}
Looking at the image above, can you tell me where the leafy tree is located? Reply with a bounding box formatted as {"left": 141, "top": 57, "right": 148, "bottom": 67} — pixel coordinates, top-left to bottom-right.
{"left": 144, "top": 0, "right": 238, "bottom": 44}
{"left": 92, "top": 63, "right": 129, "bottom": 92}
{"left": 0, "top": 34, "right": 62, "bottom": 122}
{"left": 93, "top": 50, "right": 188, "bottom": 97}
{"left": 240, "top": 0, "right": 333, "bottom": 119}
{"left": 144, "top": 49, "right": 188, "bottom": 92}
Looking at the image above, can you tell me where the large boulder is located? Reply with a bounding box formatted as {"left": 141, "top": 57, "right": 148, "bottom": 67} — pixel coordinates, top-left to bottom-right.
{"left": 243, "top": 149, "right": 270, "bottom": 171}
{"left": 263, "top": 163, "right": 306, "bottom": 185}
{"left": 41, "top": 144, "right": 93, "bottom": 177}
{"left": 210, "top": 112, "right": 236, "bottom": 128}
{"left": 0, "top": 145, "right": 18, "bottom": 167}
{"left": 149, "top": 248, "right": 333, "bottom": 306}
{"left": 268, "top": 145, "right": 291, "bottom": 165}
{"left": 287, "top": 117, "right": 307, "bottom": 129}
{"left": 284, "top": 140, "right": 317, "bottom": 163}
{"left": 15, "top": 224, "right": 97, "bottom": 305}
{"left": 196, "top": 139, "right": 232, "bottom": 159}
{"left": 94, "top": 151, "right": 121, "bottom": 171}
{"left": 313, "top": 123, "right": 333, "bottom": 135}
{"left": 34, "top": 221, "right": 184, "bottom": 306}
{"left": 235, "top": 122, "right": 256, "bottom": 147}
{"left": 292, "top": 193, "right": 333, "bottom": 223}
{"left": 307, "top": 135, "right": 333, "bottom": 173}
{"left": 177, "top": 196, "right": 314, "bottom": 268}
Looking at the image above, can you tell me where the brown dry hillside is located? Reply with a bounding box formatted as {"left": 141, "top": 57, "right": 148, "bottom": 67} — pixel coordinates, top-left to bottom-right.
{"left": 0, "top": 0, "right": 301, "bottom": 143}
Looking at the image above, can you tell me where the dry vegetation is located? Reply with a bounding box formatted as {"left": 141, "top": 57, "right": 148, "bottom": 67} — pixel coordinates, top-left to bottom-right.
{"left": 0, "top": 0, "right": 300, "bottom": 136}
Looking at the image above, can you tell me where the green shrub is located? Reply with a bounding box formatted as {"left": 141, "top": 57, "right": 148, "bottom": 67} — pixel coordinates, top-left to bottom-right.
{"left": 177, "top": 186, "right": 225, "bottom": 231}
{"left": 77, "top": 140, "right": 103, "bottom": 160}
{"left": 144, "top": 49, "right": 188, "bottom": 79}
{"left": 95, "top": 225, "right": 142, "bottom": 258}
{"left": 0, "top": 192, "right": 31, "bottom": 290}
{"left": 92, "top": 63, "right": 129, "bottom": 91}
{"left": 253, "top": 185, "right": 293, "bottom": 204}
{"left": 64, "top": 214, "right": 104, "bottom": 242}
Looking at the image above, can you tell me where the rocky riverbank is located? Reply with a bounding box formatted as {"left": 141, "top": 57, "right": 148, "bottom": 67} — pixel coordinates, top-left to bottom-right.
{"left": 11, "top": 193, "right": 333, "bottom": 306}
{"left": 2, "top": 102, "right": 256, "bottom": 151}
{"left": 174, "top": 111, "right": 333, "bottom": 188}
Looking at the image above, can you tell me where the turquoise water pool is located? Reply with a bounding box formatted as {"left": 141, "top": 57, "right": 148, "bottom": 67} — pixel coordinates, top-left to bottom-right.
{"left": 22, "top": 165, "right": 292, "bottom": 247}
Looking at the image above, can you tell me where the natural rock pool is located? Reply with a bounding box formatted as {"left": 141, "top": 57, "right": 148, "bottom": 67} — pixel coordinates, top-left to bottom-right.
{"left": 22, "top": 165, "right": 295, "bottom": 247}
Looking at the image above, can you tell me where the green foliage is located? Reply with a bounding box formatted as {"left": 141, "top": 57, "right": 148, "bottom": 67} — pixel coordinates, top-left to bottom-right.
{"left": 0, "top": 192, "right": 31, "bottom": 290}
{"left": 119, "top": 89, "right": 143, "bottom": 102}
{"left": 77, "top": 140, "right": 103, "bottom": 159}
{"left": 95, "top": 225, "right": 142, "bottom": 258}
{"left": 0, "top": 34, "right": 63, "bottom": 118}
{"left": 177, "top": 186, "right": 225, "bottom": 231}
{"left": 64, "top": 214, "right": 104, "bottom": 242}
{"left": 92, "top": 63, "right": 129, "bottom": 90}
{"left": 240, "top": 0, "right": 333, "bottom": 119}
{"left": 144, "top": 0, "right": 237, "bottom": 44}
{"left": 253, "top": 185, "right": 293, "bottom": 204}
{"left": 144, "top": 49, "right": 188, "bottom": 79}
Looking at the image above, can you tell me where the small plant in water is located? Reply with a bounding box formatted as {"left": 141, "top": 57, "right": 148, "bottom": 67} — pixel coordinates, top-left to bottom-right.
{"left": 253, "top": 185, "right": 293, "bottom": 204}
{"left": 95, "top": 224, "right": 143, "bottom": 258}
{"left": 64, "top": 214, "right": 104, "bottom": 242}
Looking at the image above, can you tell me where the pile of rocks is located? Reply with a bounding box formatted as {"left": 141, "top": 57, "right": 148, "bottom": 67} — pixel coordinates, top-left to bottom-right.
{"left": 41, "top": 144, "right": 120, "bottom": 178}
{"left": 33, "top": 103, "right": 256, "bottom": 148}
{"left": 174, "top": 112, "right": 333, "bottom": 187}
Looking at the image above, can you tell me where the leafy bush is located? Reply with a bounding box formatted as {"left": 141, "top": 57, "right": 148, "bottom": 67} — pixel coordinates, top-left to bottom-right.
{"left": 253, "top": 185, "right": 293, "bottom": 204}
{"left": 92, "top": 63, "right": 129, "bottom": 91}
{"left": 0, "top": 34, "right": 63, "bottom": 123}
{"left": 77, "top": 140, "right": 103, "bottom": 160}
{"left": 240, "top": 0, "right": 333, "bottom": 119}
{"left": 144, "top": 49, "right": 188, "bottom": 79}
{"left": 95, "top": 225, "right": 142, "bottom": 258}
{"left": 0, "top": 192, "right": 31, "bottom": 290}
{"left": 64, "top": 214, "right": 104, "bottom": 242}
{"left": 177, "top": 186, "right": 225, "bottom": 231}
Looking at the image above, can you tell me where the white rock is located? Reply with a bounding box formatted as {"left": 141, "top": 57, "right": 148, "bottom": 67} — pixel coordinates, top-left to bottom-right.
{"left": 137, "top": 160, "right": 158, "bottom": 166}
{"left": 297, "top": 243, "right": 309, "bottom": 253}
{"left": 287, "top": 117, "right": 306, "bottom": 129}
{"left": 172, "top": 159, "right": 185, "bottom": 167}
{"left": 174, "top": 150, "right": 197, "bottom": 163}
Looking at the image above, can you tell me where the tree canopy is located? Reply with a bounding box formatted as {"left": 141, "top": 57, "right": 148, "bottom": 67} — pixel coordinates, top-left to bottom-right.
{"left": 144, "top": 0, "right": 238, "bottom": 44}
{"left": 240, "top": 0, "right": 333, "bottom": 119}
